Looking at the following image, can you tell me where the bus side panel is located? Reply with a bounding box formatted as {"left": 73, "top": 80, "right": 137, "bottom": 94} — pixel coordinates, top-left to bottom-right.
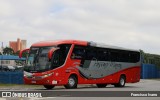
{"left": 77, "top": 66, "right": 141, "bottom": 84}
{"left": 125, "top": 67, "right": 141, "bottom": 83}
{"left": 111, "top": 66, "right": 141, "bottom": 83}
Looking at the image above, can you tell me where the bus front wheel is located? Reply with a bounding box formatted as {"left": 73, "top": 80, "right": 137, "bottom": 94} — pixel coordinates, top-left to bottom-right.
{"left": 114, "top": 75, "right": 126, "bottom": 87}
{"left": 43, "top": 85, "right": 55, "bottom": 89}
{"left": 64, "top": 75, "right": 77, "bottom": 89}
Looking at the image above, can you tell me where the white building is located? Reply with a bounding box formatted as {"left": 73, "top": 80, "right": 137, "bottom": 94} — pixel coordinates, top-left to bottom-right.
{"left": 0, "top": 55, "right": 26, "bottom": 66}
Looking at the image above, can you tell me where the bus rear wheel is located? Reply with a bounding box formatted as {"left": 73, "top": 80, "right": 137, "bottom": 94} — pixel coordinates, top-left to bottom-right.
{"left": 64, "top": 75, "right": 77, "bottom": 89}
{"left": 96, "top": 84, "right": 107, "bottom": 88}
{"left": 114, "top": 75, "right": 126, "bottom": 87}
{"left": 43, "top": 85, "right": 55, "bottom": 89}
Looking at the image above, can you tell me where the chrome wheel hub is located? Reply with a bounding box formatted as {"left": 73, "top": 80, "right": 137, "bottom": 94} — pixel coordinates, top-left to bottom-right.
{"left": 120, "top": 78, "right": 125, "bottom": 85}
{"left": 69, "top": 78, "right": 75, "bottom": 86}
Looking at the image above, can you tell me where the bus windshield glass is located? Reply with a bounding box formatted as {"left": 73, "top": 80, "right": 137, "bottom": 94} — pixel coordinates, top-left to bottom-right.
{"left": 24, "top": 44, "right": 71, "bottom": 72}
{"left": 24, "top": 46, "right": 56, "bottom": 72}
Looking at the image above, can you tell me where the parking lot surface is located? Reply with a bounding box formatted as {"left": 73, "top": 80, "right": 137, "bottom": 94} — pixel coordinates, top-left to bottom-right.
{"left": 0, "top": 79, "right": 160, "bottom": 100}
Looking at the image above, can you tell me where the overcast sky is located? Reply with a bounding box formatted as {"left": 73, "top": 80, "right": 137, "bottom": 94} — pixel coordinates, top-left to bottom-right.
{"left": 0, "top": 0, "right": 160, "bottom": 54}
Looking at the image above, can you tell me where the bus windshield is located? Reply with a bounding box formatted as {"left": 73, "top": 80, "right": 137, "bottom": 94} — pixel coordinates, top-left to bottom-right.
{"left": 24, "top": 44, "right": 71, "bottom": 72}
{"left": 24, "top": 46, "right": 56, "bottom": 72}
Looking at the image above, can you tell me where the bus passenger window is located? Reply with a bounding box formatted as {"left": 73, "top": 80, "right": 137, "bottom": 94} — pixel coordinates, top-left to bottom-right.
{"left": 71, "top": 46, "right": 85, "bottom": 59}
{"left": 97, "top": 49, "right": 109, "bottom": 61}
{"left": 129, "top": 52, "right": 140, "bottom": 63}
{"left": 86, "top": 48, "right": 97, "bottom": 60}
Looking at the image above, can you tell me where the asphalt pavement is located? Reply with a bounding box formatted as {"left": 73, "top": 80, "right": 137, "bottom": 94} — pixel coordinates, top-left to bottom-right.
{"left": 0, "top": 79, "right": 160, "bottom": 100}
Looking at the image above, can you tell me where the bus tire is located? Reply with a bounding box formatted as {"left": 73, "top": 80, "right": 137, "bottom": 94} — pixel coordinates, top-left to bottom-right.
{"left": 96, "top": 84, "right": 107, "bottom": 88}
{"left": 43, "top": 85, "right": 55, "bottom": 89}
{"left": 114, "top": 75, "right": 126, "bottom": 87}
{"left": 64, "top": 75, "right": 77, "bottom": 89}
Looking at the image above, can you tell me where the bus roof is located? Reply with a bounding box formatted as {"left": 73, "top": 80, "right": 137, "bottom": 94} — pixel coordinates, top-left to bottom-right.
{"left": 31, "top": 40, "right": 139, "bottom": 52}
{"left": 88, "top": 41, "right": 140, "bottom": 52}
{"left": 31, "top": 40, "right": 88, "bottom": 47}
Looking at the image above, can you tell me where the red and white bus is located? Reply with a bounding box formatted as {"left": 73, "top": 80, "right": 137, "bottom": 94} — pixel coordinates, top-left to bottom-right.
{"left": 19, "top": 40, "right": 141, "bottom": 89}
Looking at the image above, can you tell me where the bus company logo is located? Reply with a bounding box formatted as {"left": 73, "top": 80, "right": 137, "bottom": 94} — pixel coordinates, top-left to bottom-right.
{"left": 32, "top": 76, "right": 35, "bottom": 79}
{"left": 2, "top": 92, "right": 12, "bottom": 97}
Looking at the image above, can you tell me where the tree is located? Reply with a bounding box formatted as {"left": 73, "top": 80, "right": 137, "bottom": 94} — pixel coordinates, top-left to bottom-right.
{"left": 14, "top": 50, "right": 20, "bottom": 56}
{"left": 14, "top": 50, "right": 28, "bottom": 58}
{"left": 0, "top": 52, "right": 2, "bottom": 55}
{"left": 3, "top": 47, "right": 14, "bottom": 55}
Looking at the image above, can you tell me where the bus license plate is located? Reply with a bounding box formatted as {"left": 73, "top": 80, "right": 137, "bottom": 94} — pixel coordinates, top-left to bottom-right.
{"left": 31, "top": 81, "right": 36, "bottom": 83}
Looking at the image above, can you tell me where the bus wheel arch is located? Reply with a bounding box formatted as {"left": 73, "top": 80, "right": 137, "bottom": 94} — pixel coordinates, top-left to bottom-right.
{"left": 114, "top": 74, "right": 126, "bottom": 87}
{"left": 64, "top": 74, "right": 78, "bottom": 89}
{"left": 43, "top": 85, "right": 55, "bottom": 89}
{"left": 96, "top": 84, "right": 107, "bottom": 88}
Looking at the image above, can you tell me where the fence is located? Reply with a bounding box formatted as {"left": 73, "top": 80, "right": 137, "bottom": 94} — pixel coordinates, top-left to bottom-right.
{"left": 0, "top": 71, "right": 23, "bottom": 84}
{"left": 141, "top": 64, "right": 160, "bottom": 79}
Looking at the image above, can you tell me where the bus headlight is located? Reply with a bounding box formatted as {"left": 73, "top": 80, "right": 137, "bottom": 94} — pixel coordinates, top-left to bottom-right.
{"left": 24, "top": 71, "right": 33, "bottom": 78}
{"left": 42, "top": 72, "right": 54, "bottom": 78}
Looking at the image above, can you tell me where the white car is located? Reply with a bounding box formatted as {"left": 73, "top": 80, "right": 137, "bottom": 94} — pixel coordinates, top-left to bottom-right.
{"left": 7, "top": 66, "right": 15, "bottom": 70}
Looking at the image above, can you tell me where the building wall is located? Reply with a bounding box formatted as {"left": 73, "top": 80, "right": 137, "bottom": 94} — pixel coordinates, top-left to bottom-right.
{"left": 0, "top": 60, "right": 16, "bottom": 66}
{"left": 21, "top": 40, "right": 27, "bottom": 50}
{"left": 9, "top": 41, "right": 17, "bottom": 52}
{"left": 17, "top": 38, "right": 21, "bottom": 51}
{"left": 9, "top": 38, "right": 27, "bottom": 52}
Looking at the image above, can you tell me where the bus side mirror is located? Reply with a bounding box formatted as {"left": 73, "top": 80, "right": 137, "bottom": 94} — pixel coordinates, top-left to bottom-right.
{"left": 19, "top": 48, "right": 30, "bottom": 58}
{"left": 48, "top": 48, "right": 59, "bottom": 60}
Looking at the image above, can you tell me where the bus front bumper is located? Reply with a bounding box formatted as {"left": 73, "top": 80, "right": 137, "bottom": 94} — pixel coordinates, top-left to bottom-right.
{"left": 24, "top": 76, "right": 65, "bottom": 85}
